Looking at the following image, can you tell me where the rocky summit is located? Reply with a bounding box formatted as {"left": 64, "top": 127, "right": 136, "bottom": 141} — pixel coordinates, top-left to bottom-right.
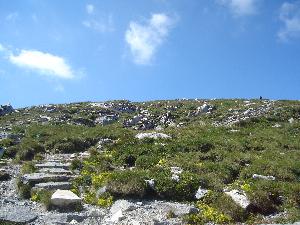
{"left": 0, "top": 99, "right": 300, "bottom": 224}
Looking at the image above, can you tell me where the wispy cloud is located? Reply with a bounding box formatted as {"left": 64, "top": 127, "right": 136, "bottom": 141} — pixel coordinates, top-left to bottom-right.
{"left": 218, "top": 0, "right": 258, "bottom": 17}
{"left": 86, "top": 4, "right": 95, "bottom": 15}
{"left": 125, "top": 13, "right": 175, "bottom": 65}
{"left": 5, "top": 12, "right": 19, "bottom": 21}
{"left": 278, "top": 1, "right": 300, "bottom": 41}
{"left": 9, "top": 50, "right": 75, "bottom": 79}
{"left": 0, "top": 44, "right": 5, "bottom": 52}
{"left": 83, "top": 4, "right": 114, "bottom": 33}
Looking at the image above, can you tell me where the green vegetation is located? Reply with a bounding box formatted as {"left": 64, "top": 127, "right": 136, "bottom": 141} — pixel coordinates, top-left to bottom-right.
{"left": 1, "top": 99, "right": 300, "bottom": 223}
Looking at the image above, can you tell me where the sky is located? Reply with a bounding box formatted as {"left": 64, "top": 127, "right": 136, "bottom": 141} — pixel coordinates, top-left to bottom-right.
{"left": 0, "top": 0, "right": 300, "bottom": 108}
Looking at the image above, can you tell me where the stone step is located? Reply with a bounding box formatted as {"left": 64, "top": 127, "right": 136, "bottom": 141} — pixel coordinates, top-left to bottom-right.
{"left": 0, "top": 205, "right": 37, "bottom": 224}
{"left": 33, "top": 181, "right": 72, "bottom": 191}
{"left": 21, "top": 173, "right": 75, "bottom": 185}
{"left": 38, "top": 168, "right": 73, "bottom": 175}
{"left": 35, "top": 162, "right": 71, "bottom": 170}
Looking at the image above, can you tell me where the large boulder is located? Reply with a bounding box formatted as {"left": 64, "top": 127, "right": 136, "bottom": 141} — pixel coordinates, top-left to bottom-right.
{"left": 50, "top": 190, "right": 81, "bottom": 208}
{"left": 0, "top": 104, "right": 14, "bottom": 116}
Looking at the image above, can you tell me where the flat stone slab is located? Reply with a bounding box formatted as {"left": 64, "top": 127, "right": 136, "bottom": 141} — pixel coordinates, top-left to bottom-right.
{"left": 0, "top": 205, "right": 37, "bottom": 224}
{"left": 51, "top": 190, "right": 81, "bottom": 207}
{"left": 225, "top": 189, "right": 251, "bottom": 209}
{"left": 21, "top": 173, "right": 73, "bottom": 185}
{"left": 33, "top": 181, "right": 71, "bottom": 190}
{"left": 35, "top": 162, "right": 71, "bottom": 169}
{"left": 39, "top": 168, "right": 73, "bottom": 175}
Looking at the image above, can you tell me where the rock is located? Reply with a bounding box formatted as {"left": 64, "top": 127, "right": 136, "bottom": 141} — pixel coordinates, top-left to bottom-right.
{"left": 0, "top": 147, "right": 4, "bottom": 158}
{"left": 145, "top": 179, "right": 155, "bottom": 189}
{"left": 224, "top": 189, "right": 251, "bottom": 209}
{"left": 110, "top": 209, "right": 125, "bottom": 222}
{"left": 0, "top": 170, "right": 10, "bottom": 181}
{"left": 33, "top": 181, "right": 71, "bottom": 190}
{"left": 110, "top": 200, "right": 136, "bottom": 215}
{"left": 170, "top": 167, "right": 183, "bottom": 182}
{"left": 135, "top": 132, "right": 171, "bottom": 140}
{"left": 0, "top": 205, "right": 37, "bottom": 224}
{"left": 35, "top": 162, "right": 71, "bottom": 169}
{"left": 38, "top": 168, "right": 73, "bottom": 175}
{"left": 0, "top": 104, "right": 14, "bottom": 116}
{"left": 289, "top": 118, "right": 295, "bottom": 124}
{"left": 195, "top": 187, "right": 209, "bottom": 199}
{"left": 21, "top": 173, "right": 73, "bottom": 185}
{"left": 50, "top": 190, "right": 81, "bottom": 207}
{"left": 96, "top": 186, "right": 107, "bottom": 198}
{"left": 95, "top": 114, "right": 118, "bottom": 125}
{"left": 252, "top": 174, "right": 276, "bottom": 181}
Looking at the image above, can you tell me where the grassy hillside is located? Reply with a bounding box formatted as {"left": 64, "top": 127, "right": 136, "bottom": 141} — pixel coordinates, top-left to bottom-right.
{"left": 1, "top": 99, "right": 300, "bottom": 224}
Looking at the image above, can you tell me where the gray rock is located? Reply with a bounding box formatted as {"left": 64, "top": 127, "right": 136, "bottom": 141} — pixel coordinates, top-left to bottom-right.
{"left": 0, "top": 104, "right": 14, "bottom": 116}
{"left": 110, "top": 200, "right": 136, "bottom": 215}
{"left": 39, "top": 167, "right": 73, "bottom": 175}
{"left": 33, "top": 181, "right": 71, "bottom": 190}
{"left": 195, "top": 187, "right": 209, "bottom": 199}
{"left": 95, "top": 114, "right": 118, "bottom": 125}
{"left": 21, "top": 173, "right": 73, "bottom": 185}
{"left": 135, "top": 132, "right": 171, "bottom": 140}
{"left": 0, "top": 205, "right": 37, "bottom": 224}
{"left": 51, "top": 190, "right": 81, "bottom": 207}
{"left": 252, "top": 174, "right": 276, "bottom": 181}
{"left": 35, "top": 162, "right": 71, "bottom": 170}
{"left": 224, "top": 189, "right": 251, "bottom": 209}
{"left": 0, "top": 147, "right": 4, "bottom": 158}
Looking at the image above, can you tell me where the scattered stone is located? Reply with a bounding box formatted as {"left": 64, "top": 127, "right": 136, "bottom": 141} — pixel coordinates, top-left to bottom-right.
{"left": 225, "top": 189, "right": 251, "bottom": 209}
{"left": 38, "top": 168, "right": 73, "bottom": 175}
{"left": 110, "top": 200, "right": 136, "bottom": 215}
{"left": 95, "top": 114, "right": 118, "bottom": 125}
{"left": 0, "top": 205, "right": 37, "bottom": 224}
{"left": 135, "top": 132, "right": 171, "bottom": 140}
{"left": 33, "top": 181, "right": 71, "bottom": 191}
{"left": 195, "top": 187, "right": 209, "bottom": 200}
{"left": 289, "top": 118, "right": 295, "bottom": 124}
{"left": 145, "top": 179, "right": 155, "bottom": 189}
{"left": 0, "top": 170, "right": 10, "bottom": 181}
{"left": 21, "top": 173, "right": 73, "bottom": 185}
{"left": 35, "top": 162, "right": 71, "bottom": 170}
{"left": 252, "top": 174, "right": 276, "bottom": 181}
{"left": 51, "top": 190, "right": 81, "bottom": 208}
{"left": 0, "top": 147, "right": 4, "bottom": 158}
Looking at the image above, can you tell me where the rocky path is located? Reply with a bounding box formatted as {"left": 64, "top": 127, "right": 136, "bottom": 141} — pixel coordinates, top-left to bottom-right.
{"left": 0, "top": 155, "right": 198, "bottom": 225}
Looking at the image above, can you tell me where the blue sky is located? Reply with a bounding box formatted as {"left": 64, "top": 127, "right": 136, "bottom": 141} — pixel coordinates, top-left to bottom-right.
{"left": 0, "top": 0, "right": 300, "bottom": 108}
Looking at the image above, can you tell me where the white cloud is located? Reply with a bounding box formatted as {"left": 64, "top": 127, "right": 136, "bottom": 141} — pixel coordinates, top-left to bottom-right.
{"left": 278, "top": 1, "right": 300, "bottom": 41}
{"left": 5, "top": 12, "right": 19, "bottom": 21}
{"left": 125, "top": 13, "right": 175, "bottom": 65}
{"left": 82, "top": 15, "right": 114, "bottom": 33}
{"left": 0, "top": 44, "right": 5, "bottom": 52}
{"left": 9, "top": 50, "right": 74, "bottom": 79}
{"left": 218, "top": 0, "right": 258, "bottom": 16}
{"left": 86, "top": 4, "right": 95, "bottom": 15}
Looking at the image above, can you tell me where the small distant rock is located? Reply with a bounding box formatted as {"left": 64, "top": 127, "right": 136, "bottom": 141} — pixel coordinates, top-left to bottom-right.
{"left": 252, "top": 174, "right": 276, "bottom": 181}
{"left": 50, "top": 190, "right": 81, "bottom": 208}
{"left": 195, "top": 187, "right": 209, "bottom": 200}
{"left": 289, "top": 118, "right": 295, "bottom": 124}
{"left": 135, "top": 132, "right": 171, "bottom": 140}
{"left": 0, "top": 147, "right": 4, "bottom": 158}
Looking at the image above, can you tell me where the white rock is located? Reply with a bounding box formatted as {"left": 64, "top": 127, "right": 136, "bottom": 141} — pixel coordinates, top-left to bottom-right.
{"left": 195, "top": 187, "right": 209, "bottom": 199}
{"left": 50, "top": 190, "right": 81, "bottom": 207}
{"left": 225, "top": 189, "right": 250, "bottom": 209}
{"left": 135, "top": 132, "right": 171, "bottom": 140}
{"left": 252, "top": 174, "right": 276, "bottom": 181}
{"left": 110, "top": 200, "right": 136, "bottom": 215}
{"left": 110, "top": 209, "right": 124, "bottom": 223}
{"left": 289, "top": 118, "right": 295, "bottom": 124}
{"left": 145, "top": 179, "right": 155, "bottom": 189}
